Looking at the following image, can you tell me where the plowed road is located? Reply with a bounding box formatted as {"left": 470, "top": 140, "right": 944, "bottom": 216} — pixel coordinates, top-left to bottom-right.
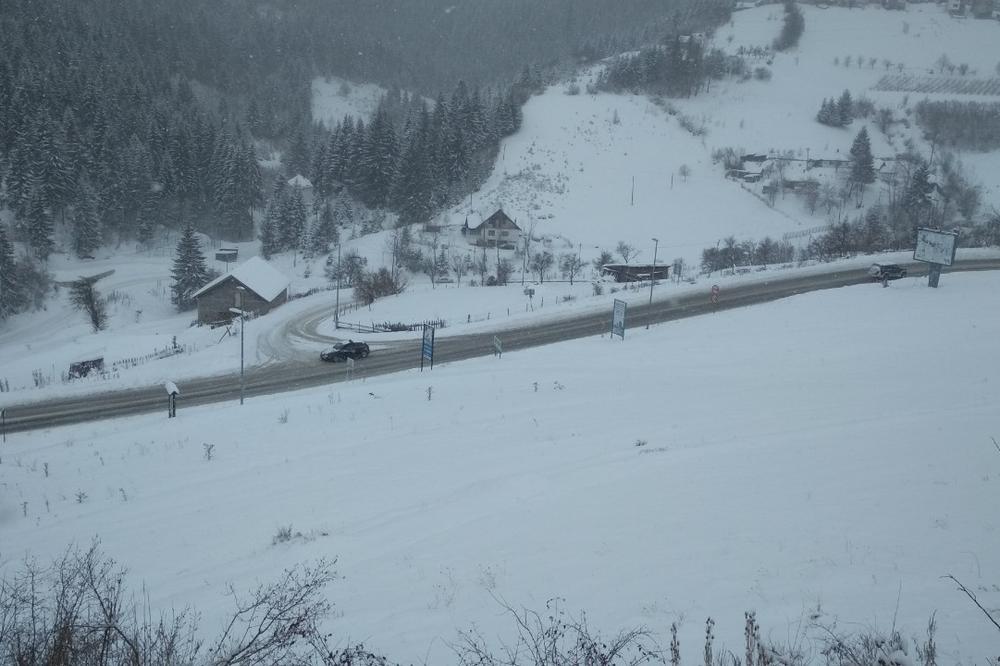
{"left": 4, "top": 259, "right": 997, "bottom": 434}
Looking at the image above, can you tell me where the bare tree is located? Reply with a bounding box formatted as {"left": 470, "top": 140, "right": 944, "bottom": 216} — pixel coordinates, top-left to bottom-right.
{"left": 529, "top": 251, "right": 554, "bottom": 283}
{"left": 559, "top": 253, "right": 584, "bottom": 285}
{"left": 615, "top": 241, "right": 638, "bottom": 264}
{"left": 473, "top": 249, "right": 489, "bottom": 285}
{"left": 592, "top": 249, "right": 614, "bottom": 276}
{"left": 449, "top": 252, "right": 470, "bottom": 287}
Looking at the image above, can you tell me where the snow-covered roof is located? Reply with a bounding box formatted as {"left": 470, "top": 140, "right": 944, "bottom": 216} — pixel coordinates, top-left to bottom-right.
{"left": 191, "top": 257, "right": 289, "bottom": 302}
{"left": 288, "top": 174, "right": 313, "bottom": 189}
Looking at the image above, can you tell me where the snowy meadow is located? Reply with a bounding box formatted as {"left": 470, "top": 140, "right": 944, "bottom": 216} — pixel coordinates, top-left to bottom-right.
{"left": 3, "top": 272, "right": 999, "bottom": 664}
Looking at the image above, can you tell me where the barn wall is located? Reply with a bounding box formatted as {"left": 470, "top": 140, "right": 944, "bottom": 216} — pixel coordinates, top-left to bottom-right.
{"left": 196, "top": 279, "right": 285, "bottom": 324}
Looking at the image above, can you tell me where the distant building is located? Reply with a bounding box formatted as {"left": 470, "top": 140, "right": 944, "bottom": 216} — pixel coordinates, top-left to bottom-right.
{"left": 287, "top": 174, "right": 313, "bottom": 190}
{"left": 461, "top": 208, "right": 523, "bottom": 248}
{"left": 191, "top": 256, "right": 290, "bottom": 325}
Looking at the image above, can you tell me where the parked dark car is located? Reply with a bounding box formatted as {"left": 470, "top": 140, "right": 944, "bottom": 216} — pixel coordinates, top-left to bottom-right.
{"left": 868, "top": 263, "right": 907, "bottom": 281}
{"left": 320, "top": 340, "right": 370, "bottom": 362}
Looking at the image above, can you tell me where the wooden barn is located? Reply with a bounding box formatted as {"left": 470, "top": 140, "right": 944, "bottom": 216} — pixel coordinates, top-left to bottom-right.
{"left": 601, "top": 263, "right": 670, "bottom": 282}
{"left": 461, "top": 208, "right": 523, "bottom": 249}
{"left": 191, "top": 256, "right": 289, "bottom": 325}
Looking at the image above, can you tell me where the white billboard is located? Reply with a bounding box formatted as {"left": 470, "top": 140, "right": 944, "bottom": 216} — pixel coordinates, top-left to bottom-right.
{"left": 913, "top": 228, "right": 958, "bottom": 266}
{"left": 611, "top": 299, "right": 627, "bottom": 340}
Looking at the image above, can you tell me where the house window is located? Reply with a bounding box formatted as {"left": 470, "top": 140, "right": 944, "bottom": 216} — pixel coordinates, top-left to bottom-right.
{"left": 501, "top": 231, "right": 509, "bottom": 237}
{"left": 487, "top": 230, "right": 496, "bottom": 237}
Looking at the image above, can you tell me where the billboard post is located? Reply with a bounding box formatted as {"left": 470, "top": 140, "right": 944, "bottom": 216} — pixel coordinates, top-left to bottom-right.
{"left": 611, "top": 299, "right": 627, "bottom": 341}
{"left": 913, "top": 228, "right": 958, "bottom": 288}
{"left": 421, "top": 324, "right": 435, "bottom": 371}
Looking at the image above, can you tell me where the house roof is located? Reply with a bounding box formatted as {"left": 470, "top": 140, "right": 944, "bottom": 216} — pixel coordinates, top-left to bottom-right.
{"left": 191, "top": 256, "right": 289, "bottom": 302}
{"left": 288, "top": 174, "right": 313, "bottom": 189}
{"left": 467, "top": 208, "right": 521, "bottom": 232}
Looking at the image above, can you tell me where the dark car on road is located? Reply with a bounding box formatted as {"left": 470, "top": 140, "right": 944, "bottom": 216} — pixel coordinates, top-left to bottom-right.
{"left": 868, "top": 263, "right": 907, "bottom": 281}
{"left": 320, "top": 340, "right": 370, "bottom": 362}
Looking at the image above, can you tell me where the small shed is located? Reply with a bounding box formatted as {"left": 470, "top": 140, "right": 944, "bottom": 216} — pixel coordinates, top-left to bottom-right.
{"left": 191, "top": 257, "right": 290, "bottom": 325}
{"left": 462, "top": 209, "right": 523, "bottom": 248}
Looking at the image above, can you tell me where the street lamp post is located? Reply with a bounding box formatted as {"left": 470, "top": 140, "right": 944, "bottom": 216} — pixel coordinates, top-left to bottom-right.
{"left": 647, "top": 238, "right": 659, "bottom": 329}
{"left": 232, "top": 286, "right": 246, "bottom": 405}
{"left": 334, "top": 243, "right": 341, "bottom": 329}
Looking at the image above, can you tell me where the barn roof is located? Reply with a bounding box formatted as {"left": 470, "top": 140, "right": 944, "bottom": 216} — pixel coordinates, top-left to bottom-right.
{"left": 191, "top": 256, "right": 289, "bottom": 302}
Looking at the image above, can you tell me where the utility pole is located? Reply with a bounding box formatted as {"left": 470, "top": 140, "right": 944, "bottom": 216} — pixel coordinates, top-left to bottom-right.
{"left": 646, "top": 238, "right": 659, "bottom": 329}
{"left": 334, "top": 242, "right": 341, "bottom": 329}
{"left": 235, "top": 286, "right": 246, "bottom": 405}
{"left": 521, "top": 234, "right": 529, "bottom": 285}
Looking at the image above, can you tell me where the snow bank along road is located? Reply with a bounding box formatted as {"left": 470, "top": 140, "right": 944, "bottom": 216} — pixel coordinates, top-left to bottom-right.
{"left": 4, "top": 259, "right": 998, "bottom": 433}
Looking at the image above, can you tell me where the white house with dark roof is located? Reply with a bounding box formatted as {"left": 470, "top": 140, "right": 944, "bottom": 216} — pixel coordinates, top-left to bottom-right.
{"left": 191, "top": 256, "right": 290, "bottom": 325}
{"left": 461, "top": 208, "right": 523, "bottom": 248}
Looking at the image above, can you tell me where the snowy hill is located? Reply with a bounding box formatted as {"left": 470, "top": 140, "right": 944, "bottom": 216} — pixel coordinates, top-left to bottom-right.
{"left": 438, "top": 3, "right": 1000, "bottom": 266}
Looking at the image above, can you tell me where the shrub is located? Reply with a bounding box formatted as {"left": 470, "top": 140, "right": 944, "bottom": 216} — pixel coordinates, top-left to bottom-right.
{"left": 0, "top": 543, "right": 339, "bottom": 666}
{"left": 354, "top": 268, "right": 407, "bottom": 305}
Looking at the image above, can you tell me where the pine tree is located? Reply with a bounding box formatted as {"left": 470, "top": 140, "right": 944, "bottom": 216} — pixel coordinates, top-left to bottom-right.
{"left": 861, "top": 207, "right": 888, "bottom": 251}
{"left": 0, "top": 224, "right": 25, "bottom": 319}
{"left": 837, "top": 90, "right": 853, "bottom": 127}
{"left": 849, "top": 127, "right": 876, "bottom": 197}
{"left": 817, "top": 98, "right": 835, "bottom": 126}
{"left": 170, "top": 223, "right": 210, "bottom": 311}
{"left": 263, "top": 177, "right": 289, "bottom": 255}
{"left": 259, "top": 214, "right": 280, "bottom": 260}
{"left": 71, "top": 181, "right": 103, "bottom": 258}
{"left": 25, "top": 188, "right": 55, "bottom": 260}
{"left": 34, "top": 114, "right": 74, "bottom": 221}
{"left": 391, "top": 107, "right": 434, "bottom": 225}
{"left": 903, "top": 163, "right": 934, "bottom": 226}
{"left": 283, "top": 185, "right": 308, "bottom": 251}
{"left": 309, "top": 201, "right": 338, "bottom": 255}
{"left": 5, "top": 133, "right": 35, "bottom": 220}
{"left": 360, "top": 107, "right": 398, "bottom": 206}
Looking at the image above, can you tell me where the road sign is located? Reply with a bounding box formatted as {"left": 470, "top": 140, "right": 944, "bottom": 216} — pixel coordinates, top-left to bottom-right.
{"left": 711, "top": 284, "right": 720, "bottom": 305}
{"left": 493, "top": 335, "right": 503, "bottom": 358}
{"left": 611, "top": 299, "right": 627, "bottom": 340}
{"left": 420, "top": 324, "right": 435, "bottom": 371}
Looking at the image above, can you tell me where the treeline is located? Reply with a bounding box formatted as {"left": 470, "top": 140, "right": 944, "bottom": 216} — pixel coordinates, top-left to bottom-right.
{"left": 701, "top": 236, "right": 796, "bottom": 273}
{"left": 914, "top": 100, "right": 1000, "bottom": 151}
{"left": 596, "top": 39, "right": 741, "bottom": 97}
{"left": 0, "top": 0, "right": 728, "bottom": 257}
{"left": 772, "top": 0, "right": 805, "bottom": 52}
{"left": 0, "top": 0, "right": 270, "bottom": 253}
{"left": 701, "top": 205, "right": 999, "bottom": 274}
{"left": 261, "top": 78, "right": 529, "bottom": 259}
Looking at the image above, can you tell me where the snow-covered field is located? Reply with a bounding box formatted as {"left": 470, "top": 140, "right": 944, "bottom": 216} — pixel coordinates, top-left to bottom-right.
{"left": 3, "top": 271, "right": 999, "bottom": 664}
